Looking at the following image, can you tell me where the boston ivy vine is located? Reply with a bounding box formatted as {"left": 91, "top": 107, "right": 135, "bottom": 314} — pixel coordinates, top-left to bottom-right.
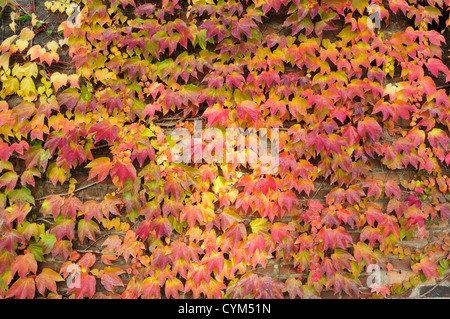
{"left": 0, "top": 0, "right": 449, "bottom": 299}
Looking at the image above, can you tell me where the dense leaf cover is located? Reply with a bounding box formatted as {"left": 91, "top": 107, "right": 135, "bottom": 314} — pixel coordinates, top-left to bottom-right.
{"left": 0, "top": 0, "right": 449, "bottom": 299}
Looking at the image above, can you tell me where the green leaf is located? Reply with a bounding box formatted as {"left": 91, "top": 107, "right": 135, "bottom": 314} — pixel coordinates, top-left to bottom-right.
{"left": 250, "top": 218, "right": 271, "bottom": 235}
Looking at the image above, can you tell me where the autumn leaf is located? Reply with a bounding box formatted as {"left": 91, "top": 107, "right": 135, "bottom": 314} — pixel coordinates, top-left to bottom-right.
{"left": 41, "top": 195, "right": 64, "bottom": 220}
{"left": 6, "top": 277, "right": 35, "bottom": 299}
{"left": 61, "top": 196, "right": 84, "bottom": 220}
{"left": 77, "top": 219, "right": 101, "bottom": 244}
{"left": 35, "top": 268, "right": 64, "bottom": 295}
{"left": 110, "top": 159, "right": 137, "bottom": 185}
{"left": 49, "top": 217, "right": 75, "bottom": 241}
{"left": 418, "top": 258, "right": 440, "bottom": 280}
{"left": 101, "top": 267, "right": 125, "bottom": 292}
{"left": 360, "top": 226, "right": 383, "bottom": 248}
{"left": 86, "top": 157, "right": 112, "bottom": 183}
{"left": 88, "top": 120, "right": 119, "bottom": 144}
{"left": 202, "top": 104, "right": 229, "bottom": 127}
{"left": 180, "top": 203, "right": 204, "bottom": 228}
{"left": 284, "top": 277, "right": 303, "bottom": 299}
{"left": 277, "top": 190, "right": 299, "bottom": 211}
{"left": 164, "top": 277, "right": 184, "bottom": 299}
{"left": 71, "top": 272, "right": 97, "bottom": 299}
{"left": 357, "top": 116, "right": 384, "bottom": 141}
{"left": 140, "top": 276, "right": 161, "bottom": 299}
{"left": 50, "top": 72, "right": 68, "bottom": 91}
{"left": 11, "top": 253, "right": 37, "bottom": 278}
{"left": 236, "top": 101, "right": 261, "bottom": 124}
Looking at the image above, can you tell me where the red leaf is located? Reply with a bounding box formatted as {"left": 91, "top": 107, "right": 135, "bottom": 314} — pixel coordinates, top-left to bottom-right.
{"left": 419, "top": 258, "right": 440, "bottom": 280}
{"left": 331, "top": 249, "right": 355, "bottom": 272}
{"left": 101, "top": 267, "right": 125, "bottom": 292}
{"left": 365, "top": 202, "right": 386, "bottom": 226}
{"left": 11, "top": 253, "right": 37, "bottom": 278}
{"left": 51, "top": 240, "right": 72, "bottom": 261}
{"left": 353, "top": 242, "right": 375, "bottom": 264}
{"left": 236, "top": 101, "right": 261, "bottom": 124}
{"left": 35, "top": 268, "right": 64, "bottom": 295}
{"left": 78, "top": 252, "right": 96, "bottom": 270}
{"left": 425, "top": 58, "right": 450, "bottom": 79}
{"left": 83, "top": 200, "right": 103, "bottom": 222}
{"left": 140, "top": 276, "right": 161, "bottom": 298}
{"left": 164, "top": 176, "right": 184, "bottom": 202}
{"left": 242, "top": 233, "right": 265, "bottom": 255}
{"left": 86, "top": 157, "right": 112, "bottom": 183}
{"left": 326, "top": 272, "right": 360, "bottom": 297}
{"left": 164, "top": 277, "right": 184, "bottom": 299}
{"left": 110, "top": 159, "right": 137, "bottom": 185}
{"left": 319, "top": 226, "right": 353, "bottom": 251}
{"left": 77, "top": 219, "right": 101, "bottom": 244}
{"left": 71, "top": 272, "right": 96, "bottom": 299}
{"left": 362, "top": 179, "right": 383, "bottom": 200}
{"left": 180, "top": 203, "right": 204, "bottom": 228}
{"left": 0, "top": 171, "right": 18, "bottom": 192}
{"left": 88, "top": 120, "right": 119, "bottom": 144}
{"left": 5, "top": 203, "right": 32, "bottom": 225}
{"left": 284, "top": 277, "right": 304, "bottom": 299}
{"left": 201, "top": 251, "right": 224, "bottom": 275}
{"left": 61, "top": 196, "right": 83, "bottom": 220}
{"left": 41, "top": 195, "right": 63, "bottom": 220}
{"left": 101, "top": 195, "right": 123, "bottom": 218}
{"left": 357, "top": 116, "right": 384, "bottom": 140}
{"left": 49, "top": 217, "right": 75, "bottom": 241}
{"left": 384, "top": 181, "right": 401, "bottom": 200}
{"left": 270, "top": 222, "right": 292, "bottom": 244}
{"left": 360, "top": 226, "right": 383, "bottom": 248}
{"left": 231, "top": 17, "right": 259, "bottom": 39}
{"left": 346, "top": 185, "right": 365, "bottom": 204}
{"left": 202, "top": 104, "right": 229, "bottom": 127}
{"left": 277, "top": 190, "right": 299, "bottom": 211}
{"left": 428, "top": 128, "right": 450, "bottom": 150}
{"left": 6, "top": 277, "right": 35, "bottom": 299}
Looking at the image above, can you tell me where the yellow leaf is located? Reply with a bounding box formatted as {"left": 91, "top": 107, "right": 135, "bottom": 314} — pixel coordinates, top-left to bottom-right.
{"left": 50, "top": 72, "right": 68, "bottom": 91}
{"left": 19, "top": 28, "right": 35, "bottom": 41}
{"left": 21, "top": 77, "right": 36, "bottom": 96}
{"left": 20, "top": 62, "right": 38, "bottom": 78}
{"left": 0, "top": 35, "right": 17, "bottom": 53}
{"left": 94, "top": 68, "right": 110, "bottom": 82}
{"left": 2, "top": 76, "right": 19, "bottom": 95}
{"left": 37, "top": 86, "right": 46, "bottom": 95}
{"left": 46, "top": 40, "right": 59, "bottom": 52}
{"left": 9, "top": 21, "right": 16, "bottom": 33}
{"left": 31, "top": 13, "right": 39, "bottom": 27}
{"left": 0, "top": 52, "right": 10, "bottom": 71}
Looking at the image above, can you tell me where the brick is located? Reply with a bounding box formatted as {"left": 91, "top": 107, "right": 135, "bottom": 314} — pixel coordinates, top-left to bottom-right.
{"left": 399, "top": 238, "right": 429, "bottom": 250}
{"left": 387, "top": 256, "right": 413, "bottom": 271}
{"left": 278, "top": 263, "right": 298, "bottom": 278}
{"left": 386, "top": 271, "right": 415, "bottom": 285}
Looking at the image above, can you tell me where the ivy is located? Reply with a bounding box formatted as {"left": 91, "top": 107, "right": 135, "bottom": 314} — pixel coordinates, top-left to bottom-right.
{"left": 0, "top": 0, "right": 449, "bottom": 299}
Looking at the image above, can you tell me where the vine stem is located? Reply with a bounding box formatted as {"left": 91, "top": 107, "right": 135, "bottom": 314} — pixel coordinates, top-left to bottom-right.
{"left": 14, "top": 4, "right": 33, "bottom": 12}
{"left": 36, "top": 181, "right": 99, "bottom": 201}
{"left": 414, "top": 273, "right": 450, "bottom": 298}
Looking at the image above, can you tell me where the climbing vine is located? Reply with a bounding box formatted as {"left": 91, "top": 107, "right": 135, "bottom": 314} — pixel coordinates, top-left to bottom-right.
{"left": 0, "top": 0, "right": 449, "bottom": 299}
